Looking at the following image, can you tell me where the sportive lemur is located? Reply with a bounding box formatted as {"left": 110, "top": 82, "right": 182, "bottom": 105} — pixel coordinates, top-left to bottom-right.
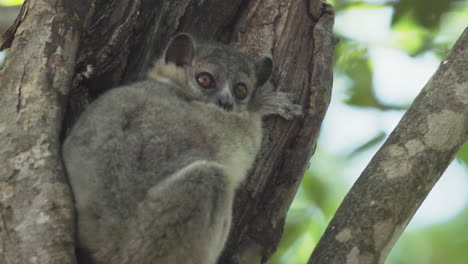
{"left": 62, "top": 33, "right": 302, "bottom": 264}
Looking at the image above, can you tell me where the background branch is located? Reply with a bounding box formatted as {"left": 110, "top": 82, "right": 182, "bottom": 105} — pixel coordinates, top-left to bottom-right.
{"left": 308, "top": 27, "right": 468, "bottom": 264}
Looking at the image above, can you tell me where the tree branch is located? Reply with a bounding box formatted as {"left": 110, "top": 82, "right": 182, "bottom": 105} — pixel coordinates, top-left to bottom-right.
{"left": 308, "top": 27, "right": 468, "bottom": 264}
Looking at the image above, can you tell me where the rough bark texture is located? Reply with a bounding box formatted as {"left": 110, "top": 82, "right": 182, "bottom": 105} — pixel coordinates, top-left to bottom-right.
{"left": 308, "top": 27, "right": 468, "bottom": 264}
{"left": 0, "top": 0, "right": 334, "bottom": 263}
{"left": 0, "top": 0, "right": 93, "bottom": 263}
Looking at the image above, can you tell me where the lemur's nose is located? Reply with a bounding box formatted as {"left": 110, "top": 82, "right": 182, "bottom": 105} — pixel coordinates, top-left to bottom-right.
{"left": 217, "top": 95, "right": 233, "bottom": 111}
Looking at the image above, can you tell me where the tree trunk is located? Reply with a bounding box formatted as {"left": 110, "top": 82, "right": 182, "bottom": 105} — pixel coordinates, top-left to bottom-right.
{"left": 0, "top": 1, "right": 92, "bottom": 263}
{"left": 0, "top": 0, "right": 334, "bottom": 263}
{"left": 308, "top": 27, "right": 468, "bottom": 264}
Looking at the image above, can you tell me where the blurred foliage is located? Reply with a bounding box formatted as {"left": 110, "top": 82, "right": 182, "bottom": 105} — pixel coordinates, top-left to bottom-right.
{"left": 0, "top": 0, "right": 22, "bottom": 6}
{"left": 389, "top": 206, "right": 468, "bottom": 264}
{"left": 346, "top": 131, "right": 387, "bottom": 158}
{"left": 392, "top": 0, "right": 454, "bottom": 29}
{"left": 334, "top": 40, "right": 378, "bottom": 108}
{"left": 0, "top": 49, "right": 7, "bottom": 69}
{"left": 0, "top": 0, "right": 20, "bottom": 68}
{"left": 269, "top": 0, "right": 468, "bottom": 264}
{"left": 458, "top": 143, "right": 468, "bottom": 164}
{"left": 268, "top": 151, "right": 349, "bottom": 264}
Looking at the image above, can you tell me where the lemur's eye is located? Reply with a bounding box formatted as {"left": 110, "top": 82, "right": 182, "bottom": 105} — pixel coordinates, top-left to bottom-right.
{"left": 234, "top": 83, "right": 247, "bottom": 100}
{"left": 196, "top": 72, "right": 214, "bottom": 89}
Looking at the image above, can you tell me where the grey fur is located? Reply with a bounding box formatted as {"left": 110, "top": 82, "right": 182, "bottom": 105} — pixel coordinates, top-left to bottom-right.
{"left": 62, "top": 33, "right": 302, "bottom": 264}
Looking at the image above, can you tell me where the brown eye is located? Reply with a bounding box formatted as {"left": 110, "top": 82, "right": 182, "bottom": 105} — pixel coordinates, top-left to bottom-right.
{"left": 196, "top": 72, "right": 214, "bottom": 88}
{"left": 234, "top": 83, "right": 247, "bottom": 99}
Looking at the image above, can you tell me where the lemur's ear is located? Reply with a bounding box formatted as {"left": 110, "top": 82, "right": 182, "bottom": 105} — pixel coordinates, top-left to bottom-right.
{"left": 165, "top": 33, "right": 195, "bottom": 66}
{"left": 255, "top": 57, "right": 273, "bottom": 87}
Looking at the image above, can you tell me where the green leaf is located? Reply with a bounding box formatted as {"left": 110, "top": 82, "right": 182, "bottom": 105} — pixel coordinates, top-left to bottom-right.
{"left": 391, "top": 14, "right": 431, "bottom": 55}
{"left": 275, "top": 211, "right": 310, "bottom": 256}
{"left": 334, "top": 39, "right": 379, "bottom": 108}
{"left": 392, "top": 0, "right": 454, "bottom": 30}
{"left": 0, "top": 0, "right": 23, "bottom": 6}
{"left": 456, "top": 142, "right": 468, "bottom": 165}
{"left": 347, "top": 132, "right": 386, "bottom": 158}
{"left": 300, "top": 170, "right": 328, "bottom": 210}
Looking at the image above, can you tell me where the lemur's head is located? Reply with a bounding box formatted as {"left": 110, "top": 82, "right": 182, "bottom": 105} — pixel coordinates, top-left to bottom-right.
{"left": 149, "top": 33, "right": 272, "bottom": 113}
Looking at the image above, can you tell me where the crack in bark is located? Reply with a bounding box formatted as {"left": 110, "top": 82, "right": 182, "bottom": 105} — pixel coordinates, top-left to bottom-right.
{"left": 15, "top": 67, "right": 27, "bottom": 113}
{"left": 223, "top": 0, "right": 252, "bottom": 42}
{"left": 271, "top": 1, "right": 288, "bottom": 56}
{"left": 94, "top": 0, "right": 141, "bottom": 76}
{"left": 0, "top": 204, "right": 11, "bottom": 264}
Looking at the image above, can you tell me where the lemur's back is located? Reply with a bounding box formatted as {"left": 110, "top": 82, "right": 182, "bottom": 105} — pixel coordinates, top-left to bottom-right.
{"left": 64, "top": 79, "right": 257, "bottom": 211}
{"left": 63, "top": 79, "right": 257, "bottom": 263}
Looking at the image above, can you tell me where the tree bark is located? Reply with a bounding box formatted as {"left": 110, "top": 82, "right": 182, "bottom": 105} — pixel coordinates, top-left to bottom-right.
{"left": 0, "top": 0, "right": 93, "bottom": 263}
{"left": 308, "top": 27, "right": 468, "bottom": 264}
{"left": 0, "top": 0, "right": 334, "bottom": 263}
